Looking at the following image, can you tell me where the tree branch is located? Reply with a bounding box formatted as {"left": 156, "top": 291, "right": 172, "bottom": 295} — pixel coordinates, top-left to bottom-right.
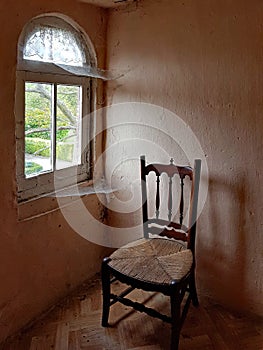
{"left": 25, "top": 125, "right": 76, "bottom": 136}
{"left": 26, "top": 85, "right": 77, "bottom": 125}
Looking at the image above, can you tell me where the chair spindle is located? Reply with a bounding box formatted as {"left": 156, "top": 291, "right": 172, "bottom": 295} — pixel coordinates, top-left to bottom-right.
{"left": 156, "top": 175, "right": 160, "bottom": 219}
{"left": 180, "top": 177, "right": 184, "bottom": 226}
{"left": 168, "top": 176, "right": 173, "bottom": 222}
{"left": 167, "top": 158, "right": 174, "bottom": 222}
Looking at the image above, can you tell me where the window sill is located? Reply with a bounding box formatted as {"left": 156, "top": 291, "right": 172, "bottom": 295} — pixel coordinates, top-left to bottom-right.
{"left": 17, "top": 180, "right": 115, "bottom": 222}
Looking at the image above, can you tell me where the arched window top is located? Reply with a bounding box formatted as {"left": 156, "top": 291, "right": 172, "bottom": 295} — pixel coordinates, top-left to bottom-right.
{"left": 24, "top": 25, "right": 85, "bottom": 66}
{"left": 18, "top": 16, "right": 96, "bottom": 70}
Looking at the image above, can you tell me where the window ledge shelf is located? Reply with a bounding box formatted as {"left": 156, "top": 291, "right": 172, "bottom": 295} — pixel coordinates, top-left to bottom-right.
{"left": 17, "top": 180, "right": 116, "bottom": 222}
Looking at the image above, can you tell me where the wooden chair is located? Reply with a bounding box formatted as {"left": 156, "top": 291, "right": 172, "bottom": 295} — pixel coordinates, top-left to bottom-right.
{"left": 101, "top": 155, "right": 201, "bottom": 349}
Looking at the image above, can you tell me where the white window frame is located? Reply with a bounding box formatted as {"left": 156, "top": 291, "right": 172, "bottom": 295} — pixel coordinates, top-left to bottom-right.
{"left": 15, "top": 16, "right": 96, "bottom": 202}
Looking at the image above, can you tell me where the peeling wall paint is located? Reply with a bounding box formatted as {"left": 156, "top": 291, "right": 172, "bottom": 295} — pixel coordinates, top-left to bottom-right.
{"left": 105, "top": 0, "right": 263, "bottom": 315}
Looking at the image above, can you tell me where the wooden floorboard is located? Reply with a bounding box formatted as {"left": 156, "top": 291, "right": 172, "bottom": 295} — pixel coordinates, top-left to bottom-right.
{"left": 1, "top": 276, "right": 262, "bottom": 350}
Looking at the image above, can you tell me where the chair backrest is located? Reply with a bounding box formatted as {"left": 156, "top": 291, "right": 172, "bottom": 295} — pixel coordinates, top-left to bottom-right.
{"left": 140, "top": 155, "right": 201, "bottom": 253}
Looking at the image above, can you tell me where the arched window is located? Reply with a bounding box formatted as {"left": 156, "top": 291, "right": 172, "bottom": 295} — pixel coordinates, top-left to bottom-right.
{"left": 15, "top": 16, "right": 96, "bottom": 202}
{"left": 23, "top": 24, "right": 85, "bottom": 65}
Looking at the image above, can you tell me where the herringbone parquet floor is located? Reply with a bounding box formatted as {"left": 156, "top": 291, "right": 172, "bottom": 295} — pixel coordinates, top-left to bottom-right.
{"left": 1, "top": 276, "right": 263, "bottom": 350}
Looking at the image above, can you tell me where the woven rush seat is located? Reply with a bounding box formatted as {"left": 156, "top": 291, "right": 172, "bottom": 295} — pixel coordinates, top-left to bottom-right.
{"left": 108, "top": 238, "right": 193, "bottom": 285}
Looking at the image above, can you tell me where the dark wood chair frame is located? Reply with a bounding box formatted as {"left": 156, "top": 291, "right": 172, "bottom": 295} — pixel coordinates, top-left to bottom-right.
{"left": 101, "top": 155, "right": 201, "bottom": 350}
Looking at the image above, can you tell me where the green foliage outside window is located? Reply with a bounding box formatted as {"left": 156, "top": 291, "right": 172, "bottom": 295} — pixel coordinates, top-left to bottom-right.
{"left": 24, "top": 83, "right": 80, "bottom": 172}
{"left": 25, "top": 161, "right": 43, "bottom": 176}
{"left": 25, "top": 137, "right": 74, "bottom": 162}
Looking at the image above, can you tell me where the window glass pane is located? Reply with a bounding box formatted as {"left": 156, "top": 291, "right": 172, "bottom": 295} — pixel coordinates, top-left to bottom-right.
{"left": 25, "top": 82, "right": 52, "bottom": 177}
{"left": 56, "top": 85, "right": 82, "bottom": 170}
{"left": 24, "top": 26, "right": 84, "bottom": 66}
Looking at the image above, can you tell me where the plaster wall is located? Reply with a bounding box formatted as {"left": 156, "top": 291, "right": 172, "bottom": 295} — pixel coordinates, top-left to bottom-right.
{"left": 105, "top": 0, "right": 263, "bottom": 315}
{"left": 0, "top": 0, "right": 109, "bottom": 343}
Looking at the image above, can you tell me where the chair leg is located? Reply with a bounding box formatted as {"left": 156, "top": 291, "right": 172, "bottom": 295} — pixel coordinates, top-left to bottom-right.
{"left": 189, "top": 271, "right": 199, "bottom": 307}
{"left": 101, "top": 258, "right": 111, "bottom": 327}
{"left": 170, "top": 293, "right": 181, "bottom": 350}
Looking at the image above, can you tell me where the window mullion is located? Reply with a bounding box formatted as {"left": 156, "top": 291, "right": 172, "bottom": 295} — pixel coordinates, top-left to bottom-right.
{"left": 52, "top": 83, "right": 57, "bottom": 171}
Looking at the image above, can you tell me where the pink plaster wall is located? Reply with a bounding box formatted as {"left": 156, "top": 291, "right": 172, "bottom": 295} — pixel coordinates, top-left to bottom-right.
{"left": 0, "top": 0, "right": 109, "bottom": 343}
{"left": 105, "top": 0, "right": 263, "bottom": 315}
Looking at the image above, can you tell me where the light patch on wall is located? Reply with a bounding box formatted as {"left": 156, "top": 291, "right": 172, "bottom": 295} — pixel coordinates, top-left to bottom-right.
{"left": 54, "top": 102, "right": 209, "bottom": 249}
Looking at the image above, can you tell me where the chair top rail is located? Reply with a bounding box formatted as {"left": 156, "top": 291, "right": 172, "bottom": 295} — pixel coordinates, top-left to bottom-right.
{"left": 144, "top": 163, "right": 193, "bottom": 179}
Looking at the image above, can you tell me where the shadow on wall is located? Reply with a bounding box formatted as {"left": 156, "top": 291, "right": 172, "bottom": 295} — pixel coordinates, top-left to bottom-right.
{"left": 198, "top": 173, "right": 248, "bottom": 310}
